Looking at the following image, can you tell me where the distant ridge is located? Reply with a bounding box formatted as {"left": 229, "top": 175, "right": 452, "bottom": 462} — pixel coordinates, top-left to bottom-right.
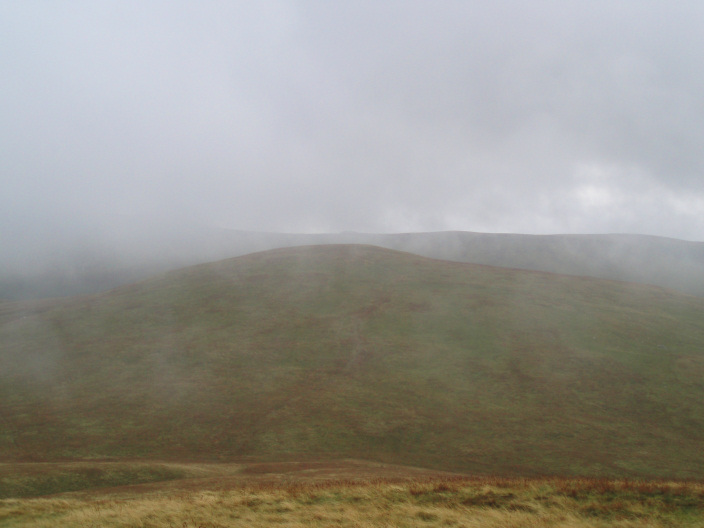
{"left": 1, "top": 224, "right": 703, "bottom": 299}
{"left": 366, "top": 231, "right": 704, "bottom": 296}
{"left": 2, "top": 244, "right": 704, "bottom": 478}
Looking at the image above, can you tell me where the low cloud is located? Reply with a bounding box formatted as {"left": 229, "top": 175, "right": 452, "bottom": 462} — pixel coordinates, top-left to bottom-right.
{"left": 1, "top": 1, "right": 703, "bottom": 240}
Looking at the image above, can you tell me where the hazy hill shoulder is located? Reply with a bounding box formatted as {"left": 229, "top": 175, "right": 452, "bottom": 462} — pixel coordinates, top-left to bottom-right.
{"left": 372, "top": 231, "right": 704, "bottom": 296}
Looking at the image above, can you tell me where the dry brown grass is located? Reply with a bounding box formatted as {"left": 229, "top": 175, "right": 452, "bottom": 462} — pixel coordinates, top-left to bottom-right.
{"left": 2, "top": 473, "right": 703, "bottom": 527}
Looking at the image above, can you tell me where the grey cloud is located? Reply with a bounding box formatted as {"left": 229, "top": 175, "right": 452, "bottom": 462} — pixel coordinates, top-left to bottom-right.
{"left": 1, "top": 1, "right": 703, "bottom": 241}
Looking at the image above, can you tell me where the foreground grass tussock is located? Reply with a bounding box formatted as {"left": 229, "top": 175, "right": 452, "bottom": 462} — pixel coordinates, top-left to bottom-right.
{"left": 2, "top": 476, "right": 704, "bottom": 527}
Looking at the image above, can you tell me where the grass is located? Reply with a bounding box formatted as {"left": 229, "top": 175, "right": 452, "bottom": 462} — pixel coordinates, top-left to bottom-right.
{"left": 1, "top": 462, "right": 703, "bottom": 527}
{"left": 0, "top": 462, "right": 205, "bottom": 499}
{"left": 2, "top": 245, "right": 704, "bottom": 477}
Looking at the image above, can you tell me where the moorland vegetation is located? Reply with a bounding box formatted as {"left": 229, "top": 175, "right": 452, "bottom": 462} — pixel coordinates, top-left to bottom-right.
{"left": 2, "top": 461, "right": 704, "bottom": 527}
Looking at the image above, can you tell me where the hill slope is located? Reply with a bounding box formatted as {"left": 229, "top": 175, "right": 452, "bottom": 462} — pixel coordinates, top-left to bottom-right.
{"left": 2, "top": 245, "right": 704, "bottom": 478}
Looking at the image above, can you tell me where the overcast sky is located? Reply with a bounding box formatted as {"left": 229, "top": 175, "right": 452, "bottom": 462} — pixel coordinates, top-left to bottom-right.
{"left": 2, "top": 1, "right": 703, "bottom": 240}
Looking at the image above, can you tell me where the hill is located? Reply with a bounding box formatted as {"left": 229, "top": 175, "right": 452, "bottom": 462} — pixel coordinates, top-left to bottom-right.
{"left": 2, "top": 245, "right": 704, "bottom": 478}
{"left": 2, "top": 220, "right": 704, "bottom": 299}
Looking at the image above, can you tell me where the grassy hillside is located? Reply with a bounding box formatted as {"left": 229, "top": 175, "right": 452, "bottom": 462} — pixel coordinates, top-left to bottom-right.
{"left": 1, "top": 245, "right": 704, "bottom": 478}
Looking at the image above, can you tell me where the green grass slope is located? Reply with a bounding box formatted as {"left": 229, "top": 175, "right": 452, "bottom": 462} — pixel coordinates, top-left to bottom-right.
{"left": 1, "top": 245, "right": 704, "bottom": 478}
